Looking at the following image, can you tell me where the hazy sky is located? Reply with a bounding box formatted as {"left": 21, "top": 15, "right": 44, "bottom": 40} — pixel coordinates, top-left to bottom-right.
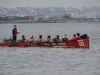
{"left": 0, "top": 0, "right": 100, "bottom": 8}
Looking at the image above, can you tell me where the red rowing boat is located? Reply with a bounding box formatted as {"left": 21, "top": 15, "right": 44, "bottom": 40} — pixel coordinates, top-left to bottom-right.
{"left": 0, "top": 37, "right": 89, "bottom": 48}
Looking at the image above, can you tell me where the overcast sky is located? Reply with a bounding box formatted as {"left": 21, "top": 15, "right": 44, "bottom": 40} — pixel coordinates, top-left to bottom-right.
{"left": 0, "top": 0, "right": 100, "bottom": 8}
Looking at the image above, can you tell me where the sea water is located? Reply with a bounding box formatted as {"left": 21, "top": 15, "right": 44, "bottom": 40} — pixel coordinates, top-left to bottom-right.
{"left": 0, "top": 23, "right": 100, "bottom": 75}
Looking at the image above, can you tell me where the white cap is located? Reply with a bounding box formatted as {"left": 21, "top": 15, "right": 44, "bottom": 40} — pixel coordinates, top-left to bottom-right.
{"left": 63, "top": 34, "right": 67, "bottom": 38}
{"left": 29, "top": 35, "right": 33, "bottom": 38}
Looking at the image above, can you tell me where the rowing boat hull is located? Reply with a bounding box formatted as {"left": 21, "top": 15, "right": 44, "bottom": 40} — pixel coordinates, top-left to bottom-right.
{"left": 0, "top": 37, "right": 89, "bottom": 48}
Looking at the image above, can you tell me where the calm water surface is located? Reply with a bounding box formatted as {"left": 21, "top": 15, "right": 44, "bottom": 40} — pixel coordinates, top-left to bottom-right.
{"left": 0, "top": 23, "right": 100, "bottom": 75}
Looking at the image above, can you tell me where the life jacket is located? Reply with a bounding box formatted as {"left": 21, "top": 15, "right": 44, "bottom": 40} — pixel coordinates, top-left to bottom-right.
{"left": 53, "top": 38, "right": 60, "bottom": 42}
{"left": 20, "top": 38, "right": 26, "bottom": 42}
{"left": 62, "top": 37, "right": 68, "bottom": 42}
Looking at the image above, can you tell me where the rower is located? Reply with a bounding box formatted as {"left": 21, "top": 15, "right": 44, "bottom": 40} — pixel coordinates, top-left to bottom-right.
{"left": 70, "top": 33, "right": 80, "bottom": 40}
{"left": 70, "top": 34, "right": 76, "bottom": 40}
{"left": 61, "top": 34, "right": 68, "bottom": 42}
{"left": 19, "top": 35, "right": 26, "bottom": 42}
{"left": 76, "top": 33, "right": 80, "bottom": 39}
{"left": 52, "top": 35, "right": 60, "bottom": 42}
{"left": 43, "top": 35, "right": 51, "bottom": 42}
{"left": 27, "top": 36, "right": 34, "bottom": 42}
{"left": 36, "top": 35, "right": 43, "bottom": 43}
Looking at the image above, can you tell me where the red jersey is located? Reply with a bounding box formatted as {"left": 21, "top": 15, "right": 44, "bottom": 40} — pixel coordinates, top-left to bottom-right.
{"left": 12, "top": 28, "right": 17, "bottom": 36}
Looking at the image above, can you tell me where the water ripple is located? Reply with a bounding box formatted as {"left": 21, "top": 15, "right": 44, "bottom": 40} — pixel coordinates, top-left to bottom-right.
{"left": 0, "top": 23, "right": 100, "bottom": 75}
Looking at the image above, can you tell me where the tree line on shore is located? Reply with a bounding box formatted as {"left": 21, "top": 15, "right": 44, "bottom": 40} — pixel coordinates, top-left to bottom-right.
{"left": 0, "top": 16, "right": 35, "bottom": 21}
{"left": 0, "top": 15, "right": 100, "bottom": 23}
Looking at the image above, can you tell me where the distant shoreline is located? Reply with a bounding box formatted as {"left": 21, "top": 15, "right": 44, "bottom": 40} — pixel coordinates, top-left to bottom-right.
{"left": 0, "top": 22, "right": 100, "bottom": 24}
{"left": 0, "top": 19, "right": 100, "bottom": 24}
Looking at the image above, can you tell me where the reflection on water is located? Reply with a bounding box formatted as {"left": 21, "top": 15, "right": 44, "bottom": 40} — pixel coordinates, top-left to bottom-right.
{"left": 0, "top": 23, "right": 100, "bottom": 75}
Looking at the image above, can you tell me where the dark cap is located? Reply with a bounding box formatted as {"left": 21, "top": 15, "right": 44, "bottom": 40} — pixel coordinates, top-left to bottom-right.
{"left": 22, "top": 35, "right": 25, "bottom": 37}
{"left": 48, "top": 35, "right": 51, "bottom": 38}
{"left": 77, "top": 33, "right": 80, "bottom": 36}
{"left": 39, "top": 35, "right": 42, "bottom": 38}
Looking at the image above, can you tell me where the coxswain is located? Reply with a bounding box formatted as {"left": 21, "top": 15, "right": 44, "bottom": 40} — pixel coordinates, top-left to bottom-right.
{"left": 12, "top": 25, "right": 19, "bottom": 42}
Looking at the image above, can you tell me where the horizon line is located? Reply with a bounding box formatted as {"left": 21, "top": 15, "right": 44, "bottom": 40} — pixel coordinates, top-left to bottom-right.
{"left": 0, "top": 6, "right": 100, "bottom": 8}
